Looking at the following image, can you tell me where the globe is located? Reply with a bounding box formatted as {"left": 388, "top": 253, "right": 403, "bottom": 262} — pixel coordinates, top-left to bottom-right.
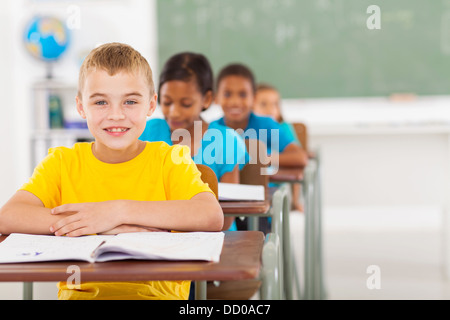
{"left": 24, "top": 16, "right": 70, "bottom": 62}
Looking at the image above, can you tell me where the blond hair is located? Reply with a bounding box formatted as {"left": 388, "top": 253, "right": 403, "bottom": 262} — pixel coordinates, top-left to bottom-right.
{"left": 78, "top": 42, "right": 155, "bottom": 98}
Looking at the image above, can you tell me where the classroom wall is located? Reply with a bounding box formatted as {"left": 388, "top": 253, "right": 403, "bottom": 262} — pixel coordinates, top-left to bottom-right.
{"left": 0, "top": 1, "right": 15, "bottom": 205}
{"left": 282, "top": 97, "right": 450, "bottom": 213}
{"left": 204, "top": 96, "right": 450, "bottom": 230}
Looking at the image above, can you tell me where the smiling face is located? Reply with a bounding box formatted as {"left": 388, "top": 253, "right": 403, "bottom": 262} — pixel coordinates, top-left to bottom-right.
{"left": 159, "top": 79, "right": 212, "bottom": 132}
{"left": 253, "top": 88, "right": 281, "bottom": 122}
{"left": 76, "top": 68, "right": 157, "bottom": 163}
{"left": 215, "top": 75, "right": 254, "bottom": 130}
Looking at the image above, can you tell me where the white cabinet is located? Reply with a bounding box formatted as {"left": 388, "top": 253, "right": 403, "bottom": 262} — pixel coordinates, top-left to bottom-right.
{"left": 31, "top": 80, "right": 93, "bottom": 169}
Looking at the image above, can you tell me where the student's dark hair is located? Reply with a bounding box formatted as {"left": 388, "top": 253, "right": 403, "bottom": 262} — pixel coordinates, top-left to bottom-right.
{"left": 158, "top": 52, "right": 213, "bottom": 103}
{"left": 216, "top": 63, "right": 256, "bottom": 93}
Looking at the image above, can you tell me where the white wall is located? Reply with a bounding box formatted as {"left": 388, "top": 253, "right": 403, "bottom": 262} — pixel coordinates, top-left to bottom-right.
{"left": 206, "top": 97, "right": 450, "bottom": 210}
{"left": 0, "top": 1, "right": 16, "bottom": 205}
{"left": 282, "top": 96, "right": 450, "bottom": 209}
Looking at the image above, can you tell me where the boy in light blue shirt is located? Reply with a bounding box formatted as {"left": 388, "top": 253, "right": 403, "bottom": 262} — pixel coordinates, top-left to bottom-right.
{"left": 212, "top": 63, "right": 308, "bottom": 168}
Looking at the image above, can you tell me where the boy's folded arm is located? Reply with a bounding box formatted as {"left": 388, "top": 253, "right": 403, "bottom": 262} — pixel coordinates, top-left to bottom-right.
{"left": 49, "top": 192, "right": 223, "bottom": 237}
{"left": 0, "top": 190, "right": 63, "bottom": 235}
{"left": 122, "top": 192, "right": 224, "bottom": 233}
{"left": 1, "top": 190, "right": 223, "bottom": 237}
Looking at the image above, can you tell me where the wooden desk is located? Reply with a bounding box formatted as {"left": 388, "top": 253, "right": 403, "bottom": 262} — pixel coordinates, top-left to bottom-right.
{"left": 270, "top": 167, "right": 304, "bottom": 183}
{"left": 219, "top": 195, "right": 284, "bottom": 299}
{"left": 220, "top": 196, "right": 271, "bottom": 233}
{"left": 271, "top": 161, "right": 325, "bottom": 300}
{"left": 219, "top": 184, "right": 288, "bottom": 299}
{"left": 220, "top": 200, "right": 271, "bottom": 215}
{"left": 0, "top": 231, "right": 264, "bottom": 300}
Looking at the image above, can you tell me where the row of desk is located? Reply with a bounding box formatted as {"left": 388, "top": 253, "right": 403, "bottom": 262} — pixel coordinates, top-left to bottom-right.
{"left": 0, "top": 156, "right": 325, "bottom": 300}
{"left": 255, "top": 152, "right": 325, "bottom": 300}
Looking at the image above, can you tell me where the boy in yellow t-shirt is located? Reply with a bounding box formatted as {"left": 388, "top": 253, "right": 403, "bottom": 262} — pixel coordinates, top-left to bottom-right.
{"left": 0, "top": 43, "right": 223, "bottom": 300}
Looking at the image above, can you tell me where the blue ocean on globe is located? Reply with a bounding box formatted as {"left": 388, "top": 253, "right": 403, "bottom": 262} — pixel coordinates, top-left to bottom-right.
{"left": 24, "top": 16, "right": 70, "bottom": 61}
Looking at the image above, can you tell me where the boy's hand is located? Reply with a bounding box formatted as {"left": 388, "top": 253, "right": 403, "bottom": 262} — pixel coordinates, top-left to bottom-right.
{"left": 49, "top": 201, "right": 125, "bottom": 237}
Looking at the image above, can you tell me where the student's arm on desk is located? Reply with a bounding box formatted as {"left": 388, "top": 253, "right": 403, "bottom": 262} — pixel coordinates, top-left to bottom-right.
{"left": 49, "top": 192, "right": 223, "bottom": 237}
{"left": 276, "top": 143, "right": 308, "bottom": 167}
{"left": 0, "top": 190, "right": 69, "bottom": 235}
{"left": 0, "top": 191, "right": 155, "bottom": 235}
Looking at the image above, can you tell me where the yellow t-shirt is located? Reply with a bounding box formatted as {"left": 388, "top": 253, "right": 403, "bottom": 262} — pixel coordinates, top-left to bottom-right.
{"left": 20, "top": 141, "right": 214, "bottom": 300}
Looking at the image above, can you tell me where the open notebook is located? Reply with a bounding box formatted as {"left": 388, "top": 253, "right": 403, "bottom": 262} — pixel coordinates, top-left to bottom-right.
{"left": 218, "top": 182, "right": 265, "bottom": 201}
{"left": 0, "top": 232, "right": 225, "bottom": 263}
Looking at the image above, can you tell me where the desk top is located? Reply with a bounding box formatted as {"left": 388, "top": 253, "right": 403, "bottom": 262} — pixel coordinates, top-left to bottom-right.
{"left": 220, "top": 200, "right": 270, "bottom": 215}
{"left": 219, "top": 167, "right": 304, "bottom": 214}
{"left": 270, "top": 167, "right": 304, "bottom": 182}
{"left": 0, "top": 231, "right": 264, "bottom": 282}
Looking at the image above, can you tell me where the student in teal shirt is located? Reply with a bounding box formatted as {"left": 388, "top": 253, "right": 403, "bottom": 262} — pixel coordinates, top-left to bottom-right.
{"left": 139, "top": 52, "right": 248, "bottom": 230}
{"left": 212, "top": 63, "right": 308, "bottom": 168}
{"left": 212, "top": 111, "right": 293, "bottom": 157}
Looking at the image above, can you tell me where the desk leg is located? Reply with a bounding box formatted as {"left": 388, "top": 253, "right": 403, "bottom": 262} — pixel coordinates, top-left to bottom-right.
{"left": 270, "top": 188, "right": 285, "bottom": 299}
{"left": 195, "top": 280, "right": 207, "bottom": 300}
{"left": 23, "top": 282, "right": 33, "bottom": 300}
{"left": 280, "top": 183, "right": 296, "bottom": 300}
{"left": 261, "top": 233, "right": 282, "bottom": 299}
{"left": 444, "top": 135, "right": 450, "bottom": 280}
{"left": 314, "top": 154, "right": 326, "bottom": 300}
{"left": 284, "top": 183, "right": 302, "bottom": 300}
{"left": 302, "top": 162, "right": 316, "bottom": 300}
{"left": 302, "top": 156, "right": 326, "bottom": 300}
{"left": 248, "top": 216, "right": 259, "bottom": 231}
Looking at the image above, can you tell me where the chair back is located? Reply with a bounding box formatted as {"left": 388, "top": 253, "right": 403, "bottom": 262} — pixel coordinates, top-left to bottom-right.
{"left": 240, "top": 139, "right": 270, "bottom": 199}
{"left": 292, "top": 122, "right": 309, "bottom": 152}
{"left": 196, "top": 164, "right": 219, "bottom": 200}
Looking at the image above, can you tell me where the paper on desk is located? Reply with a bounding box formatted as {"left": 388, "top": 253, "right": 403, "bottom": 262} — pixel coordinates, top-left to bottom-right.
{"left": 218, "top": 182, "right": 265, "bottom": 201}
{"left": 0, "top": 233, "right": 112, "bottom": 263}
{"left": 0, "top": 232, "right": 225, "bottom": 263}
{"left": 96, "top": 232, "right": 225, "bottom": 262}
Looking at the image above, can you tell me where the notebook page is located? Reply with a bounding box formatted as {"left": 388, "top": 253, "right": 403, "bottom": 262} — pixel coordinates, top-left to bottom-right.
{"left": 218, "top": 182, "right": 265, "bottom": 201}
{"left": 0, "top": 233, "right": 112, "bottom": 263}
{"left": 96, "top": 232, "right": 225, "bottom": 262}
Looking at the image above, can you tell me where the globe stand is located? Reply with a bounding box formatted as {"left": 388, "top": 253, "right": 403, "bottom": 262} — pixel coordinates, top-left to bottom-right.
{"left": 45, "top": 63, "right": 54, "bottom": 80}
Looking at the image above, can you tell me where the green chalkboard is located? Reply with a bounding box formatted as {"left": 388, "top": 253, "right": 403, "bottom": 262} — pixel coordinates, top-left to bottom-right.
{"left": 157, "top": 0, "right": 449, "bottom": 98}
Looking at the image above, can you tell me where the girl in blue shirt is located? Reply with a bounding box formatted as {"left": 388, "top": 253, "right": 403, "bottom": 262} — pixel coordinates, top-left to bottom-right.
{"left": 140, "top": 52, "right": 248, "bottom": 230}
